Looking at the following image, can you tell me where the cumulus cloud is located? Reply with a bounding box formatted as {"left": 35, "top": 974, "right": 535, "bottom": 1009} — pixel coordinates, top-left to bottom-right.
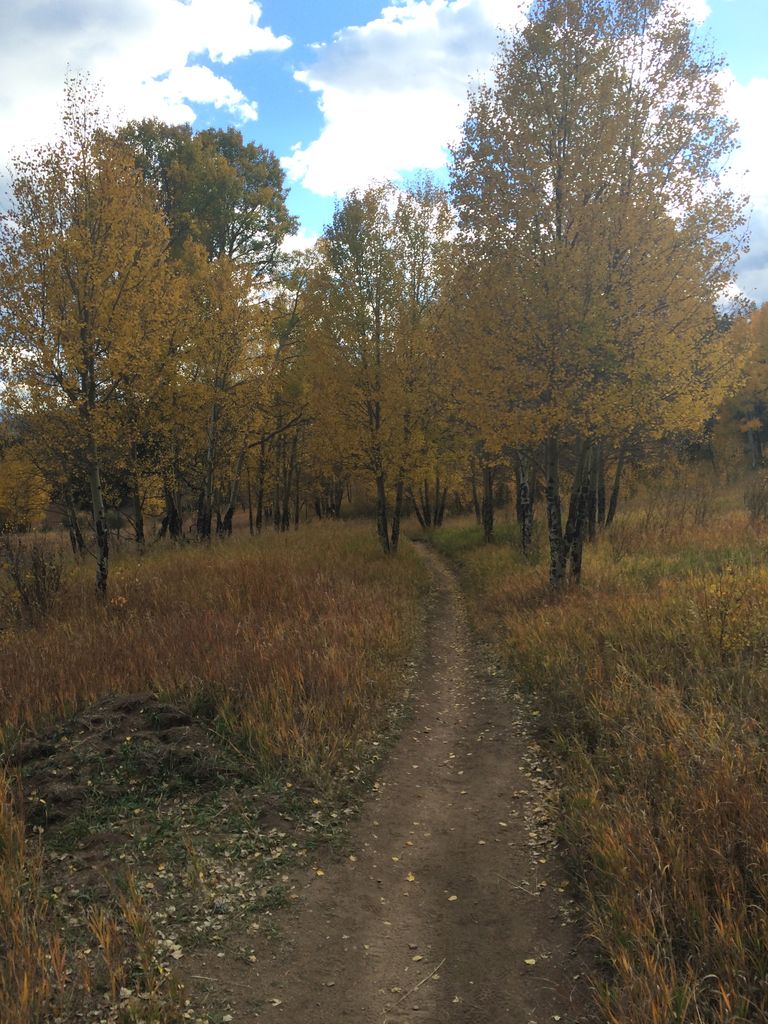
{"left": 0, "top": 0, "right": 289, "bottom": 162}
{"left": 284, "top": 0, "right": 764, "bottom": 301}
{"left": 722, "top": 75, "right": 768, "bottom": 213}
{"left": 719, "top": 72, "right": 768, "bottom": 303}
{"left": 737, "top": 212, "right": 768, "bottom": 301}
{"left": 282, "top": 0, "right": 527, "bottom": 198}
{"left": 281, "top": 0, "right": 716, "bottom": 200}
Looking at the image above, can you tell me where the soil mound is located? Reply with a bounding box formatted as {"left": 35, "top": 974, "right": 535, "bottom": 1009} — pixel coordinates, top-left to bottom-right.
{"left": 6, "top": 693, "right": 232, "bottom": 829}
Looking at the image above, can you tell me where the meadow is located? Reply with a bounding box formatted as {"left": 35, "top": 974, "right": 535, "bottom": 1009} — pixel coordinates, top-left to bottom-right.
{"left": 429, "top": 471, "right": 768, "bottom": 1023}
{"left": 0, "top": 523, "right": 427, "bottom": 770}
{"left": 0, "top": 4, "right": 760, "bottom": 1018}
{"left": 4, "top": 467, "right": 768, "bottom": 1023}
{"left": 0, "top": 522, "right": 429, "bottom": 1024}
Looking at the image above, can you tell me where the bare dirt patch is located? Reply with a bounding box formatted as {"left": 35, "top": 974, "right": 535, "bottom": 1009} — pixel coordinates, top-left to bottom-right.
{"left": 6, "top": 692, "right": 379, "bottom": 1022}
{"left": 12, "top": 693, "right": 230, "bottom": 829}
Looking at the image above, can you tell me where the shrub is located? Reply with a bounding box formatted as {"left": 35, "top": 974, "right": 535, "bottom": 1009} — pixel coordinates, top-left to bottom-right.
{"left": 0, "top": 534, "right": 64, "bottom": 625}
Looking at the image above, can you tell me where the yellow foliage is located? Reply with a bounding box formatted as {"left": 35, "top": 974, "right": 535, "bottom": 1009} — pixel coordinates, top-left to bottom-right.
{"left": 448, "top": 0, "right": 746, "bottom": 455}
{"left": 0, "top": 451, "right": 49, "bottom": 529}
{"left": 304, "top": 181, "right": 454, "bottom": 547}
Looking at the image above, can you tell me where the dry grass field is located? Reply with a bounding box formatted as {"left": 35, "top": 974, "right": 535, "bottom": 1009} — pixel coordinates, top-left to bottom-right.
{"left": 0, "top": 523, "right": 426, "bottom": 770}
{"left": 5, "top": 471, "right": 768, "bottom": 1023}
{"left": 429, "top": 480, "right": 768, "bottom": 1023}
{"left": 0, "top": 522, "right": 429, "bottom": 1024}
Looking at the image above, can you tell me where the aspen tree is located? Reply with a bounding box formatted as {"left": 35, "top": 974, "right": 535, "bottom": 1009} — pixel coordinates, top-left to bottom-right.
{"left": 451, "top": 0, "right": 747, "bottom": 584}
{"left": 0, "top": 79, "right": 173, "bottom": 593}
{"left": 720, "top": 304, "right": 768, "bottom": 469}
{"left": 306, "top": 182, "right": 451, "bottom": 553}
{"left": 118, "top": 120, "right": 297, "bottom": 538}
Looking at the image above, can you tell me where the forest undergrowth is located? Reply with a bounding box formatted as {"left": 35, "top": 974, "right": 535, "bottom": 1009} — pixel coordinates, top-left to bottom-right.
{"left": 0, "top": 522, "right": 428, "bottom": 1024}
{"left": 429, "top": 483, "right": 768, "bottom": 1024}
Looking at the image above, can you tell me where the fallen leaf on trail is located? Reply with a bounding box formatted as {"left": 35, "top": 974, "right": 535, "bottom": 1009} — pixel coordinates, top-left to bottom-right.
{"left": 315, "top": 868, "right": 325, "bottom": 877}
{"left": 269, "top": 998, "right": 283, "bottom": 1006}
{"left": 448, "top": 895, "right": 458, "bottom": 902}
{"left": 406, "top": 872, "right": 416, "bottom": 882}
{"left": 412, "top": 955, "right": 423, "bottom": 962}
{"left": 524, "top": 958, "right": 537, "bottom": 966}
{"left": 392, "top": 856, "right": 400, "bottom": 862}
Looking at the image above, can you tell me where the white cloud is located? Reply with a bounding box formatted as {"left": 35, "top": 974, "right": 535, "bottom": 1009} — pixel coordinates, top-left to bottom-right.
{"left": 717, "top": 72, "right": 768, "bottom": 302}
{"left": 675, "top": 0, "right": 712, "bottom": 22}
{"left": 722, "top": 74, "right": 768, "bottom": 214}
{"left": 281, "top": 0, "right": 713, "bottom": 200}
{"left": 281, "top": 227, "right": 319, "bottom": 255}
{"left": 284, "top": 0, "right": 765, "bottom": 302}
{"left": 737, "top": 212, "right": 768, "bottom": 302}
{"left": 0, "top": 0, "right": 289, "bottom": 162}
{"left": 282, "top": 0, "right": 527, "bottom": 198}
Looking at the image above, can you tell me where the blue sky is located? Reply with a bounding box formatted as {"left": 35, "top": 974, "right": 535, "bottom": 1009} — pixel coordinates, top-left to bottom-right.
{"left": 0, "top": 0, "right": 765, "bottom": 300}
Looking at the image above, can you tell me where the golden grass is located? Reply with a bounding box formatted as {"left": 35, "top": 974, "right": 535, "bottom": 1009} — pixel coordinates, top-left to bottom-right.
{"left": 0, "top": 772, "right": 70, "bottom": 1024}
{"left": 0, "top": 521, "right": 428, "bottom": 1023}
{"left": 0, "top": 522, "right": 428, "bottom": 774}
{"left": 432, "top": 504, "right": 768, "bottom": 1023}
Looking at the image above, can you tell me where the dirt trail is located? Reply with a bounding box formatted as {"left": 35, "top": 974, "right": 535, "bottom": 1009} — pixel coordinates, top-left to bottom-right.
{"left": 224, "top": 543, "right": 592, "bottom": 1022}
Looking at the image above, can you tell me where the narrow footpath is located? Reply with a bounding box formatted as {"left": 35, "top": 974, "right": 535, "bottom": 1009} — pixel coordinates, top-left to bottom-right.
{"left": 234, "top": 543, "right": 592, "bottom": 1022}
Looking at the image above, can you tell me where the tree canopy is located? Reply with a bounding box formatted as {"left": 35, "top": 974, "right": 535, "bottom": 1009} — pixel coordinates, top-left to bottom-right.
{"left": 118, "top": 119, "right": 297, "bottom": 270}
